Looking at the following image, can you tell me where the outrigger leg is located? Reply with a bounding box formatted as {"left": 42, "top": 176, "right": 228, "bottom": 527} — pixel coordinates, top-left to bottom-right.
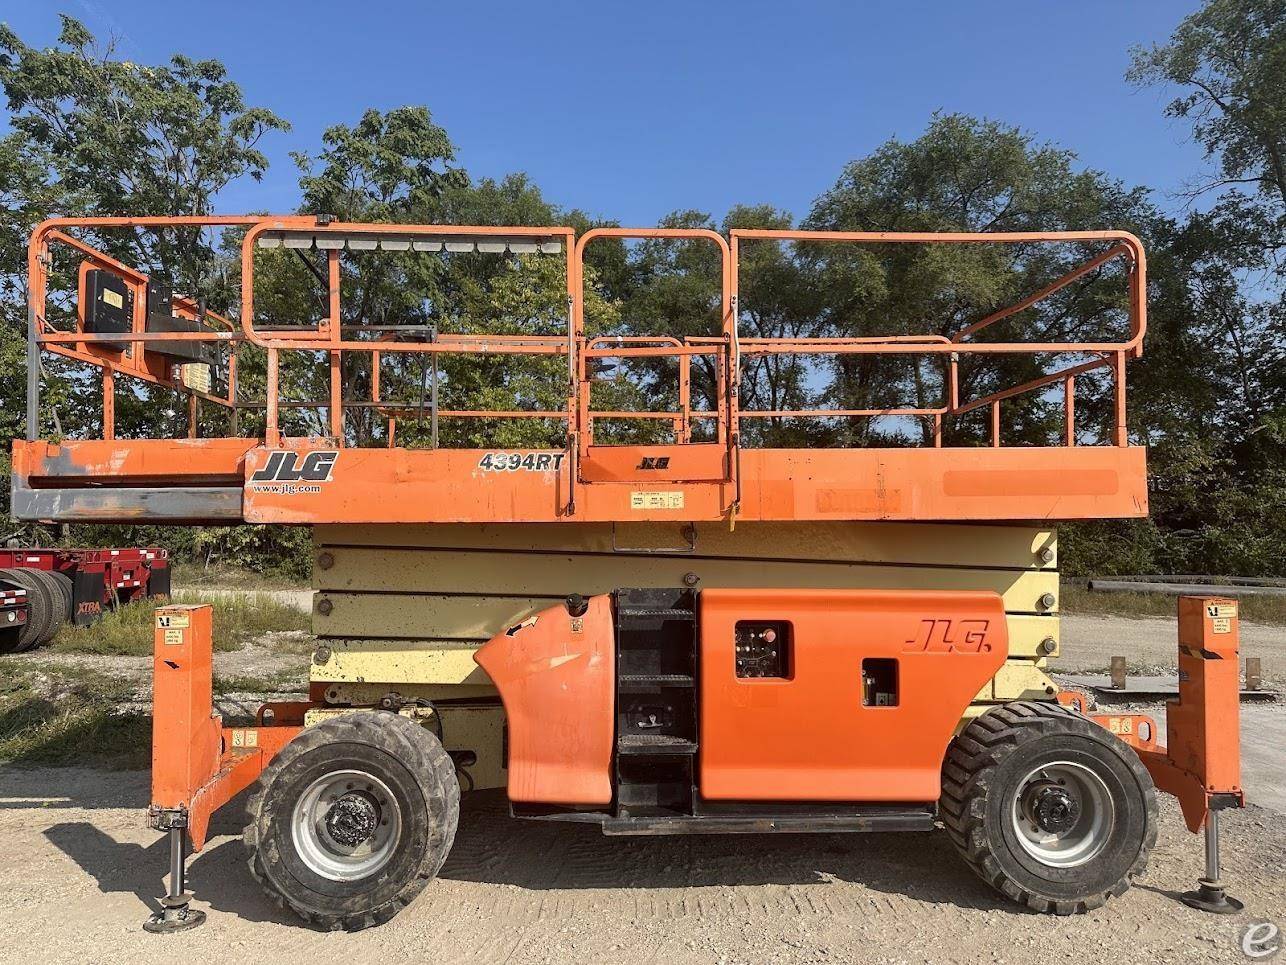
{"left": 1136, "top": 596, "right": 1247, "bottom": 915}
{"left": 143, "top": 603, "right": 304, "bottom": 933}
{"left": 144, "top": 818, "right": 205, "bottom": 933}
{"left": 1181, "top": 810, "right": 1244, "bottom": 914}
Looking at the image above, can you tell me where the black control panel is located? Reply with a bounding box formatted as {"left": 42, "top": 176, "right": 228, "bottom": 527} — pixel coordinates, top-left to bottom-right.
{"left": 734, "top": 621, "right": 791, "bottom": 678}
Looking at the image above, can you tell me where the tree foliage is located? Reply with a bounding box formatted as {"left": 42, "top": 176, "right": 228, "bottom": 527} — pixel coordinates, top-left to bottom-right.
{"left": 1, "top": 5, "right": 1284, "bottom": 578}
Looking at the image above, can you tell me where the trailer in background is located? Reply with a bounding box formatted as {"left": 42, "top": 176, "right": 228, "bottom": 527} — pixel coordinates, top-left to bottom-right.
{"left": 0, "top": 547, "right": 171, "bottom": 653}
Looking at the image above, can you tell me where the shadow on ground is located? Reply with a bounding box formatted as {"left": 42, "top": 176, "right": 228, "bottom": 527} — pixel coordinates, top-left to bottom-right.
{"left": 38, "top": 785, "right": 1019, "bottom": 929}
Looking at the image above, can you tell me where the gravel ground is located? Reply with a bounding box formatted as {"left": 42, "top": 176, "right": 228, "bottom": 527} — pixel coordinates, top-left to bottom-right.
{"left": 0, "top": 598, "right": 1281, "bottom": 963}
{"left": 1055, "top": 611, "right": 1285, "bottom": 684}
{"left": 0, "top": 770, "right": 1281, "bottom": 965}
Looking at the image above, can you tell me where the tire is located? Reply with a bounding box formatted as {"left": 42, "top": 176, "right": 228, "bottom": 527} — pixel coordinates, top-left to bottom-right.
{"left": 46, "top": 570, "right": 74, "bottom": 623}
{"left": 0, "top": 568, "right": 54, "bottom": 653}
{"left": 940, "top": 700, "right": 1157, "bottom": 915}
{"left": 28, "top": 568, "right": 70, "bottom": 644}
{"left": 244, "top": 711, "right": 460, "bottom": 931}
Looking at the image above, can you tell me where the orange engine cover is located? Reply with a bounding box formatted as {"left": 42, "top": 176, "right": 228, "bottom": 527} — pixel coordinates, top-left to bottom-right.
{"left": 473, "top": 595, "right": 615, "bottom": 805}
{"left": 698, "top": 588, "right": 1008, "bottom": 802}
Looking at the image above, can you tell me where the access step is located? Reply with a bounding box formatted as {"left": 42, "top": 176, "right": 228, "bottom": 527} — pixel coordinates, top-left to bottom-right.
{"left": 617, "top": 734, "right": 698, "bottom": 755}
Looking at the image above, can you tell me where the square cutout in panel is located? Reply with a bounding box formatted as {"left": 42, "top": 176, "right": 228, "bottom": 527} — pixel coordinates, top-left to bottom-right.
{"left": 734, "top": 621, "right": 791, "bottom": 679}
{"left": 862, "top": 658, "right": 899, "bottom": 706}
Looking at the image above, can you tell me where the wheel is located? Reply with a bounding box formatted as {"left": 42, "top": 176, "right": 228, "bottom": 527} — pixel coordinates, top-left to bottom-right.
{"left": 28, "top": 568, "right": 70, "bottom": 644}
{"left": 243, "top": 711, "right": 460, "bottom": 931}
{"left": 940, "top": 700, "right": 1157, "bottom": 915}
{"left": 46, "top": 570, "right": 74, "bottom": 623}
{"left": 0, "top": 568, "right": 54, "bottom": 653}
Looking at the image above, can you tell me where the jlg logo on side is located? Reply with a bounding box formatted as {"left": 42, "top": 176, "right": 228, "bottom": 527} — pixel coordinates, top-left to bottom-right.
{"left": 903, "top": 618, "right": 991, "bottom": 653}
{"left": 250, "top": 451, "right": 338, "bottom": 484}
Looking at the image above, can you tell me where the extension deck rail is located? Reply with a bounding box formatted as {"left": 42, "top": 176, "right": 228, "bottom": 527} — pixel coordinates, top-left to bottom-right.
{"left": 13, "top": 216, "right": 1148, "bottom": 525}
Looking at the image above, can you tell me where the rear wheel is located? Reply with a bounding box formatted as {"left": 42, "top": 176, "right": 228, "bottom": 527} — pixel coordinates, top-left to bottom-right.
{"left": 0, "top": 568, "right": 53, "bottom": 653}
{"left": 28, "top": 569, "right": 70, "bottom": 644}
{"left": 940, "top": 700, "right": 1157, "bottom": 914}
{"left": 46, "top": 570, "right": 74, "bottom": 624}
{"left": 244, "top": 711, "right": 459, "bottom": 931}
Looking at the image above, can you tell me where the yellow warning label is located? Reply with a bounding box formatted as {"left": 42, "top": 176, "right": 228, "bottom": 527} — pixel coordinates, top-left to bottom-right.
{"left": 630, "top": 491, "right": 684, "bottom": 510}
{"left": 163, "top": 628, "right": 184, "bottom": 645}
{"left": 102, "top": 288, "right": 124, "bottom": 310}
{"left": 1205, "top": 603, "right": 1236, "bottom": 619}
{"left": 156, "top": 613, "right": 191, "bottom": 629}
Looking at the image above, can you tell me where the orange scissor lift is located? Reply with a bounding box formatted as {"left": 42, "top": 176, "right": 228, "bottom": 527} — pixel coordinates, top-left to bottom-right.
{"left": 12, "top": 216, "right": 1244, "bottom": 931}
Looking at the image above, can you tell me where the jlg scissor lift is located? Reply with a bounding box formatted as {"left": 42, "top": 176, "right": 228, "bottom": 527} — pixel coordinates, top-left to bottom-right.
{"left": 12, "top": 216, "right": 1246, "bottom": 932}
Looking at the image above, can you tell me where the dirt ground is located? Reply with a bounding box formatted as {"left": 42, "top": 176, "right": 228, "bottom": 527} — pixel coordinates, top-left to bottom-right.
{"left": 0, "top": 602, "right": 1282, "bottom": 963}
{"left": 0, "top": 769, "right": 1281, "bottom": 965}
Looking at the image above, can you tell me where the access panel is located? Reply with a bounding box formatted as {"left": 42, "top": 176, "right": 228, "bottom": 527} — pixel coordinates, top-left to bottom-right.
{"left": 698, "top": 588, "right": 1008, "bottom": 802}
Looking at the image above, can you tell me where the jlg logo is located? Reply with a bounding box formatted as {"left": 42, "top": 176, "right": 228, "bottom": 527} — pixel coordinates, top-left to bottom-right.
{"left": 637, "top": 456, "right": 671, "bottom": 470}
{"left": 903, "top": 618, "right": 991, "bottom": 653}
{"left": 250, "top": 451, "right": 338, "bottom": 484}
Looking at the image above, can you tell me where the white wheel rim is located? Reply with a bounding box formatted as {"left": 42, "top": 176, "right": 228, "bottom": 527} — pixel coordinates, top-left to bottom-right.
{"left": 291, "top": 769, "right": 402, "bottom": 881}
{"left": 1010, "top": 760, "right": 1114, "bottom": 868}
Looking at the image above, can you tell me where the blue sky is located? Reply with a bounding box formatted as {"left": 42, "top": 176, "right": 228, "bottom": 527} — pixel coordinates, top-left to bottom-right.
{"left": 6, "top": 1, "right": 1208, "bottom": 225}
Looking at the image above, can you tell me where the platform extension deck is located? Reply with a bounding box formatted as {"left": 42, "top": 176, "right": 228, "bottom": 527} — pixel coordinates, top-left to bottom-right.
{"left": 12, "top": 438, "right": 1146, "bottom": 525}
{"left": 14, "top": 217, "right": 1149, "bottom": 526}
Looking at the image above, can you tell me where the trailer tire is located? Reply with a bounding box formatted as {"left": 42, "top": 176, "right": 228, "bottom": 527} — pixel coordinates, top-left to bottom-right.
{"left": 27, "top": 568, "right": 69, "bottom": 645}
{"left": 46, "top": 570, "right": 74, "bottom": 623}
{"left": 940, "top": 700, "right": 1157, "bottom": 915}
{"left": 0, "top": 568, "right": 54, "bottom": 653}
{"left": 243, "top": 711, "right": 459, "bottom": 931}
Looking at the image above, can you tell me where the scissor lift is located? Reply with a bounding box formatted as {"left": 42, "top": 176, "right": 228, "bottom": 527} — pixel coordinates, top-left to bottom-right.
{"left": 10, "top": 216, "right": 1244, "bottom": 931}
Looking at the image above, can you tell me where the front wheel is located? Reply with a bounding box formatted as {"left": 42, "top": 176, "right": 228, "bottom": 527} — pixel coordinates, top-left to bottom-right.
{"left": 244, "top": 711, "right": 460, "bottom": 931}
{"left": 940, "top": 700, "right": 1157, "bottom": 915}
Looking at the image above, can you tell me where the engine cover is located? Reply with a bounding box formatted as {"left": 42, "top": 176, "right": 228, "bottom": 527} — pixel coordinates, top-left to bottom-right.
{"left": 698, "top": 588, "right": 1008, "bottom": 802}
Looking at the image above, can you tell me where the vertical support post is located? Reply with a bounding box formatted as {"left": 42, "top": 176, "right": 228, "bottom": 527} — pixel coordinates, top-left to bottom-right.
{"left": 1112, "top": 350, "right": 1127, "bottom": 446}
{"left": 679, "top": 353, "right": 692, "bottom": 443}
{"left": 1110, "top": 655, "right": 1127, "bottom": 690}
{"left": 329, "top": 350, "right": 343, "bottom": 443}
{"left": 1148, "top": 595, "right": 1245, "bottom": 914}
{"left": 430, "top": 326, "right": 439, "bottom": 450}
{"left": 1245, "top": 656, "right": 1260, "bottom": 691}
{"left": 144, "top": 602, "right": 215, "bottom": 933}
{"left": 266, "top": 347, "right": 280, "bottom": 447}
{"left": 228, "top": 346, "right": 240, "bottom": 437}
{"left": 328, "top": 250, "right": 343, "bottom": 445}
{"left": 1064, "top": 375, "right": 1076, "bottom": 447}
{"left": 26, "top": 299, "right": 39, "bottom": 442}
{"left": 187, "top": 392, "right": 198, "bottom": 440}
{"left": 990, "top": 400, "right": 1000, "bottom": 448}
{"left": 102, "top": 367, "right": 116, "bottom": 441}
{"left": 932, "top": 413, "right": 942, "bottom": 448}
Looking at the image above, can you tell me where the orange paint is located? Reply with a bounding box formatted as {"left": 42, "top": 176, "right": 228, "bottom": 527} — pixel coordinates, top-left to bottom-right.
{"left": 474, "top": 596, "right": 616, "bottom": 805}
{"left": 1138, "top": 596, "right": 1244, "bottom": 832}
{"left": 150, "top": 602, "right": 301, "bottom": 851}
{"left": 697, "top": 589, "right": 1008, "bottom": 802}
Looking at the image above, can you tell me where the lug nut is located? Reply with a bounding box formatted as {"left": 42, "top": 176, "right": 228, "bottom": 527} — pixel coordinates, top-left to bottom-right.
{"left": 1039, "top": 636, "right": 1057, "bottom": 656}
{"left": 317, "top": 551, "right": 334, "bottom": 570}
{"left": 682, "top": 571, "right": 700, "bottom": 587}
{"left": 313, "top": 645, "right": 332, "bottom": 665}
{"left": 1037, "top": 546, "right": 1055, "bottom": 564}
{"left": 317, "top": 598, "right": 333, "bottom": 615}
{"left": 1038, "top": 592, "right": 1056, "bottom": 610}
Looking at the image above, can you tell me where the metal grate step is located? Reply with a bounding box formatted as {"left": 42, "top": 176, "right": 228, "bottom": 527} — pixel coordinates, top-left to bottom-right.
{"left": 618, "top": 734, "right": 698, "bottom": 755}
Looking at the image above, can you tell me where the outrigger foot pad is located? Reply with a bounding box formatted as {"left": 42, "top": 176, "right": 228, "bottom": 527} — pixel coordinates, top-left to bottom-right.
{"left": 1181, "top": 879, "right": 1244, "bottom": 915}
{"left": 143, "top": 895, "right": 207, "bottom": 933}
